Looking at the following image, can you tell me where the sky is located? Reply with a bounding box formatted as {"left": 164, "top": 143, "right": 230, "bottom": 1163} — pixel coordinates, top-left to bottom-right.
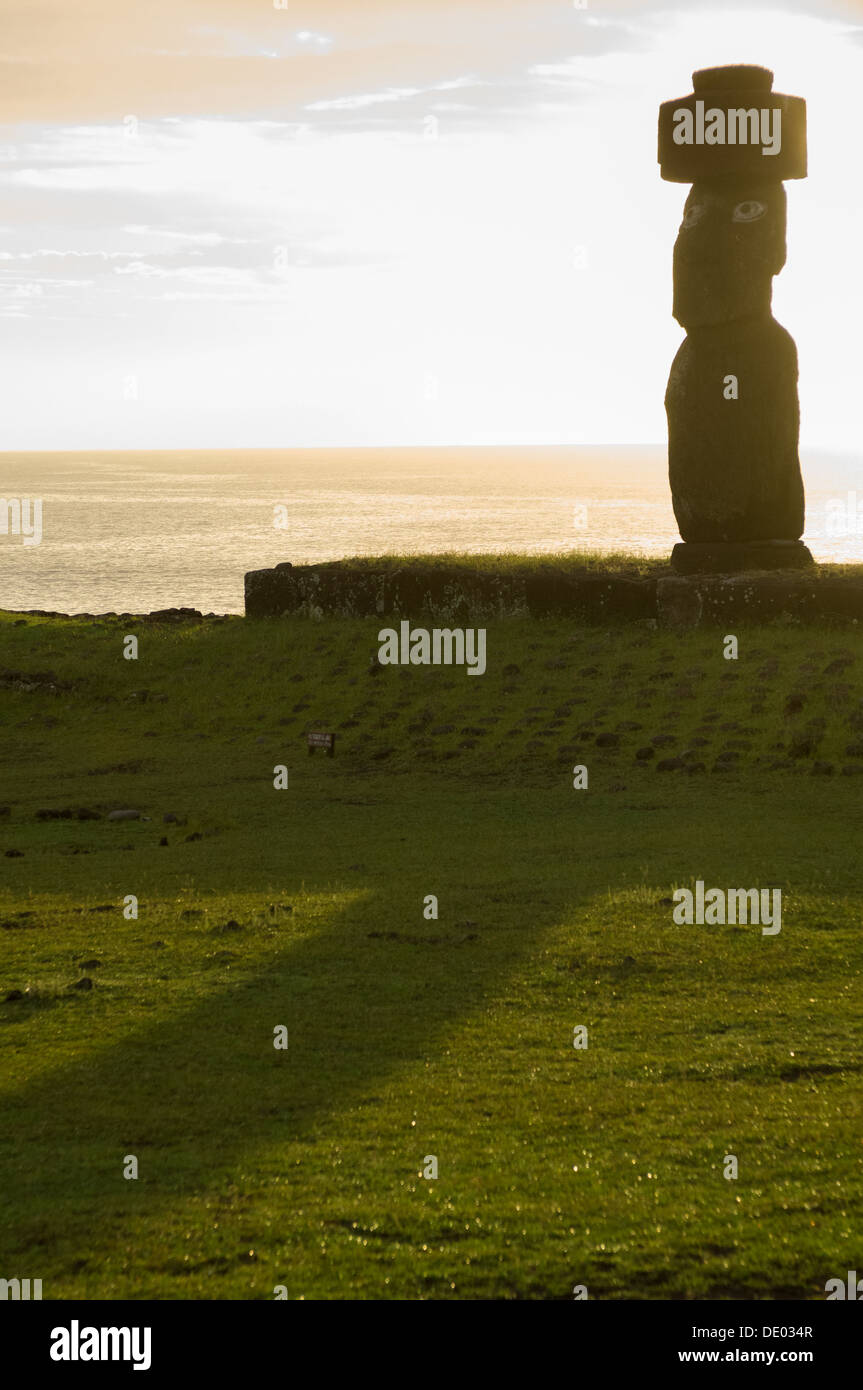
{"left": 2, "top": 0, "right": 863, "bottom": 450}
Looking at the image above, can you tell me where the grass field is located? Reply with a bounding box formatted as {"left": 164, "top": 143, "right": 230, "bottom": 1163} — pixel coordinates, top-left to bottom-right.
{"left": 1, "top": 603, "right": 861, "bottom": 1299}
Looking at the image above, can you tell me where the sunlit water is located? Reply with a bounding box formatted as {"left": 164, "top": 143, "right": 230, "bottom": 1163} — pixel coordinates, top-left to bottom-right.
{"left": 1, "top": 446, "right": 862, "bottom": 614}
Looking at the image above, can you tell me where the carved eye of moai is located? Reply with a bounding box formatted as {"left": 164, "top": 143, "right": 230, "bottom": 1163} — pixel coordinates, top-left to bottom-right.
{"left": 732, "top": 199, "right": 767, "bottom": 223}
{"left": 681, "top": 203, "right": 704, "bottom": 229}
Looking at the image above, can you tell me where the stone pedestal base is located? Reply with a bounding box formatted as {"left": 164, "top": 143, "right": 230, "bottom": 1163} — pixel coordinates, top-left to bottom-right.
{"left": 671, "top": 540, "right": 814, "bottom": 575}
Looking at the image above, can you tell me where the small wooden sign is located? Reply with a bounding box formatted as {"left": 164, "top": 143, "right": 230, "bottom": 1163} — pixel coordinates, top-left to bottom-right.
{"left": 307, "top": 730, "right": 335, "bottom": 757}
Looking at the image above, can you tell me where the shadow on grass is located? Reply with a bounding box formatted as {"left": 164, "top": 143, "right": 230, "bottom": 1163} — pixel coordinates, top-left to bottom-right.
{"left": 0, "top": 795, "right": 585, "bottom": 1294}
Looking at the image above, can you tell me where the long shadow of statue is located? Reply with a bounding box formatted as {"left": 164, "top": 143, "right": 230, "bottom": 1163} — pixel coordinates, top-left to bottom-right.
{"left": 0, "top": 790, "right": 597, "bottom": 1295}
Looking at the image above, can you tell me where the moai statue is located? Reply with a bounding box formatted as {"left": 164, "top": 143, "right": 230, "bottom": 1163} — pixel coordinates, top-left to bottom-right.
{"left": 658, "top": 65, "right": 814, "bottom": 573}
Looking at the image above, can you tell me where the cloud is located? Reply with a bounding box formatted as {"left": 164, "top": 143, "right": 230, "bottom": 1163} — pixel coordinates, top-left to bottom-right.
{"left": 122, "top": 225, "right": 247, "bottom": 245}
{"left": 0, "top": 0, "right": 647, "bottom": 122}
{"left": 295, "top": 31, "right": 334, "bottom": 48}
{"left": 305, "top": 75, "right": 482, "bottom": 113}
{"left": 0, "top": 248, "right": 138, "bottom": 261}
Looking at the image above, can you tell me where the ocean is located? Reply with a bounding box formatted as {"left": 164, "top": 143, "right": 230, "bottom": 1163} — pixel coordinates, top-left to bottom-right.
{"left": 1, "top": 446, "right": 861, "bottom": 615}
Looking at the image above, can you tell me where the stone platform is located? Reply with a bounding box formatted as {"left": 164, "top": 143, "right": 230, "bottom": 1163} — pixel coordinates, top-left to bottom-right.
{"left": 245, "top": 557, "right": 863, "bottom": 630}
{"left": 671, "top": 540, "right": 814, "bottom": 575}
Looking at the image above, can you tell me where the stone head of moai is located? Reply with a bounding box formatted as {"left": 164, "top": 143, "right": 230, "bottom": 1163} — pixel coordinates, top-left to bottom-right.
{"left": 658, "top": 65, "right": 813, "bottom": 571}
{"left": 673, "top": 179, "right": 787, "bottom": 328}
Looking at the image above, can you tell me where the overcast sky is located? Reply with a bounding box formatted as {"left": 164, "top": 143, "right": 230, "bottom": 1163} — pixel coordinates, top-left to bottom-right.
{"left": 2, "top": 0, "right": 863, "bottom": 449}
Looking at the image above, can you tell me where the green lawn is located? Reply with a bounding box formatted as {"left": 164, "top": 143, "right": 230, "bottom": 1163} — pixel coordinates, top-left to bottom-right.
{"left": 0, "top": 608, "right": 861, "bottom": 1299}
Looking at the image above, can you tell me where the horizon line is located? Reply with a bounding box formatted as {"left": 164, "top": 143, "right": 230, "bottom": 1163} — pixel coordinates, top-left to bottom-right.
{"left": 0, "top": 441, "right": 858, "bottom": 457}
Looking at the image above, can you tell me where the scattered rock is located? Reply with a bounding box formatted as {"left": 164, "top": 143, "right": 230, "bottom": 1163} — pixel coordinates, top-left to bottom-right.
{"left": 367, "top": 930, "right": 444, "bottom": 945}
{"left": 107, "top": 809, "right": 140, "bottom": 822}
{"left": 72, "top": 977, "right": 94, "bottom": 991}
{"left": 146, "top": 607, "right": 203, "bottom": 624}
{"left": 0, "top": 665, "right": 75, "bottom": 693}
{"left": 788, "top": 735, "right": 815, "bottom": 759}
{"left": 211, "top": 920, "right": 244, "bottom": 935}
{"left": 635, "top": 746, "right": 655, "bottom": 761}
{"left": 812, "top": 761, "right": 834, "bottom": 775}
{"left": 78, "top": 958, "right": 102, "bottom": 969}
{"left": 88, "top": 759, "right": 144, "bottom": 776}
{"left": 657, "top": 757, "right": 686, "bottom": 771}
{"left": 4, "top": 849, "right": 24, "bottom": 858}
{"left": 595, "top": 732, "right": 620, "bottom": 748}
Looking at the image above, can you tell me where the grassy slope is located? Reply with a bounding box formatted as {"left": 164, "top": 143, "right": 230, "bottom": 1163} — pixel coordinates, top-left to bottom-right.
{"left": 0, "top": 608, "right": 861, "bottom": 1300}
